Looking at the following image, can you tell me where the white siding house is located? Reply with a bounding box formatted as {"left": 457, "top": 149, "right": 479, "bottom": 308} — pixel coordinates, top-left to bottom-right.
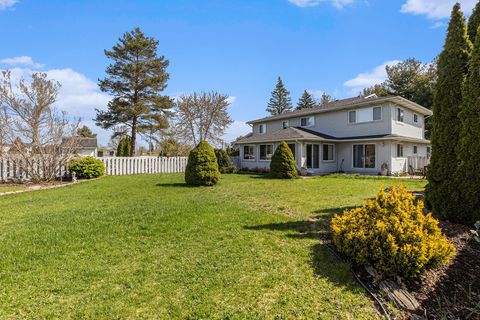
{"left": 235, "top": 95, "right": 432, "bottom": 175}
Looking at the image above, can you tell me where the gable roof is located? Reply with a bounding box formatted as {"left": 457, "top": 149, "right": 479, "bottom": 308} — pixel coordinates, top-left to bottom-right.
{"left": 248, "top": 95, "right": 432, "bottom": 124}
{"left": 62, "top": 137, "right": 98, "bottom": 148}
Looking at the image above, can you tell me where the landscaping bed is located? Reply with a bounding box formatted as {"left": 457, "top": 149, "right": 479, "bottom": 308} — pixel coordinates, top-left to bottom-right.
{"left": 408, "top": 221, "right": 480, "bottom": 319}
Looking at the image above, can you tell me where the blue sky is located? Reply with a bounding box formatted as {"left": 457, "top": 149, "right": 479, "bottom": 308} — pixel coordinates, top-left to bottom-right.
{"left": 0, "top": 0, "right": 477, "bottom": 145}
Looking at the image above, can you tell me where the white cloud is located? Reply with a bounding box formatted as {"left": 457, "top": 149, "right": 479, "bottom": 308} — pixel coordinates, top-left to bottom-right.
{"left": 223, "top": 120, "right": 251, "bottom": 143}
{"left": 288, "top": 0, "right": 355, "bottom": 9}
{"left": 400, "top": 0, "right": 477, "bottom": 19}
{"left": 0, "top": 56, "right": 44, "bottom": 68}
{"left": 343, "top": 60, "right": 400, "bottom": 94}
{"left": 0, "top": 0, "right": 17, "bottom": 10}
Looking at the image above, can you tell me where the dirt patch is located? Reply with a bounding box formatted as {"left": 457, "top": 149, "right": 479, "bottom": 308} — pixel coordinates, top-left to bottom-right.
{"left": 406, "top": 221, "right": 480, "bottom": 319}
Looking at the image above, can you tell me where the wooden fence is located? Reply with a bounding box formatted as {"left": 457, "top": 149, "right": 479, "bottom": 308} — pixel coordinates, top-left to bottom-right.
{"left": 0, "top": 156, "right": 188, "bottom": 182}
{"left": 98, "top": 157, "right": 188, "bottom": 176}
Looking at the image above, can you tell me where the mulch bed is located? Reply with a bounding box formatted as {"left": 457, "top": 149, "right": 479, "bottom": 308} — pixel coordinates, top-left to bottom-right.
{"left": 406, "top": 221, "right": 480, "bottom": 319}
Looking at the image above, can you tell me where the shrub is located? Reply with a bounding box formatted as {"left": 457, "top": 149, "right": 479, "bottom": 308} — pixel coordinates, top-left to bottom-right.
{"left": 215, "top": 149, "right": 237, "bottom": 174}
{"left": 185, "top": 140, "right": 220, "bottom": 186}
{"left": 270, "top": 141, "right": 297, "bottom": 179}
{"left": 116, "top": 136, "right": 131, "bottom": 157}
{"left": 68, "top": 156, "right": 105, "bottom": 179}
{"left": 331, "top": 185, "right": 455, "bottom": 279}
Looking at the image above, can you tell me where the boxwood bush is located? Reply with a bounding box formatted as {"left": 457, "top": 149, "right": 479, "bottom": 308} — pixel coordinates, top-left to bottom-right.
{"left": 331, "top": 185, "right": 455, "bottom": 279}
{"left": 270, "top": 141, "right": 297, "bottom": 179}
{"left": 68, "top": 156, "right": 105, "bottom": 179}
{"left": 185, "top": 140, "right": 220, "bottom": 186}
{"left": 215, "top": 149, "right": 237, "bottom": 174}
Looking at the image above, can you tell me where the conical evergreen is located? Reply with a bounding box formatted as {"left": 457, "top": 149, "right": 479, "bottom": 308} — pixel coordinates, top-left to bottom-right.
{"left": 455, "top": 26, "right": 480, "bottom": 224}
{"left": 426, "top": 3, "right": 472, "bottom": 219}
{"left": 270, "top": 141, "right": 297, "bottom": 179}
{"left": 117, "top": 136, "right": 132, "bottom": 157}
{"left": 468, "top": 1, "right": 480, "bottom": 43}
{"left": 296, "top": 90, "right": 316, "bottom": 110}
{"left": 266, "top": 77, "right": 292, "bottom": 115}
{"left": 185, "top": 140, "right": 220, "bottom": 186}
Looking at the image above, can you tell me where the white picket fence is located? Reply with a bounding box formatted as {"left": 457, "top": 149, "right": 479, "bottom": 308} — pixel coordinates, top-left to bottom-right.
{"left": 0, "top": 156, "right": 188, "bottom": 182}
{"left": 98, "top": 157, "right": 188, "bottom": 176}
{"left": 0, "top": 158, "right": 69, "bottom": 182}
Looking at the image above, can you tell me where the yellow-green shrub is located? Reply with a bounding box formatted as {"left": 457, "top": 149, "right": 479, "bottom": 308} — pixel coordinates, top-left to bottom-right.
{"left": 331, "top": 185, "right": 455, "bottom": 279}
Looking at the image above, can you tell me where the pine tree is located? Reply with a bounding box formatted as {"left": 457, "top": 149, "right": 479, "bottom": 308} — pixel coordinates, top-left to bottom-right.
{"left": 468, "top": 1, "right": 480, "bottom": 43}
{"left": 77, "top": 125, "right": 97, "bottom": 138}
{"left": 296, "top": 90, "right": 316, "bottom": 110}
{"left": 266, "top": 77, "right": 292, "bottom": 115}
{"left": 270, "top": 141, "right": 297, "bottom": 179}
{"left": 426, "top": 3, "right": 472, "bottom": 219}
{"left": 455, "top": 27, "right": 480, "bottom": 224}
{"left": 95, "top": 27, "right": 173, "bottom": 157}
{"left": 319, "top": 93, "right": 333, "bottom": 105}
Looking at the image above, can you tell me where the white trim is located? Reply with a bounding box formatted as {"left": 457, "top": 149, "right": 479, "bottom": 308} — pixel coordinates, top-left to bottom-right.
{"left": 258, "top": 123, "right": 266, "bottom": 134}
{"left": 396, "top": 107, "right": 405, "bottom": 123}
{"left": 395, "top": 143, "right": 404, "bottom": 158}
{"left": 300, "top": 116, "right": 315, "bottom": 127}
{"left": 242, "top": 145, "right": 256, "bottom": 161}
{"left": 258, "top": 143, "right": 274, "bottom": 161}
{"left": 352, "top": 143, "right": 377, "bottom": 170}
{"left": 282, "top": 120, "right": 289, "bottom": 129}
{"left": 322, "top": 143, "right": 335, "bottom": 162}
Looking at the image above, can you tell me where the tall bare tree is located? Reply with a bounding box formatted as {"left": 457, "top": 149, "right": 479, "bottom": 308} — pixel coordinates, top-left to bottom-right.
{"left": 0, "top": 71, "right": 79, "bottom": 182}
{"left": 174, "top": 91, "right": 233, "bottom": 146}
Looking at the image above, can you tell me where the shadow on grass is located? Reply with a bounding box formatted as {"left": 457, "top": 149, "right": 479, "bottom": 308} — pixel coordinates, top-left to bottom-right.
{"left": 244, "top": 213, "right": 359, "bottom": 289}
{"left": 312, "top": 206, "right": 357, "bottom": 216}
{"left": 155, "top": 182, "right": 193, "bottom": 188}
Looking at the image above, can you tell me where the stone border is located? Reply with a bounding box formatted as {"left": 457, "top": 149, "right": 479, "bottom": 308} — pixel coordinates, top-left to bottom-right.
{"left": 0, "top": 176, "right": 104, "bottom": 197}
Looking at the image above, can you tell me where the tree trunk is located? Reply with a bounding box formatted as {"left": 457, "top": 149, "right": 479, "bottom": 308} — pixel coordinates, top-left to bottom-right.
{"left": 130, "top": 117, "right": 137, "bottom": 157}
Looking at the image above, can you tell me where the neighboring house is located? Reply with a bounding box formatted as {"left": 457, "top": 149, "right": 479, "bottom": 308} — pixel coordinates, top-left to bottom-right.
{"left": 97, "top": 147, "right": 116, "bottom": 157}
{"left": 235, "top": 95, "right": 432, "bottom": 175}
{"left": 63, "top": 137, "right": 98, "bottom": 157}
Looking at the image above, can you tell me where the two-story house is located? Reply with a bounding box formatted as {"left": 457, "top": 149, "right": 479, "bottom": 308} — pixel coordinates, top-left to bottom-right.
{"left": 235, "top": 95, "right": 432, "bottom": 175}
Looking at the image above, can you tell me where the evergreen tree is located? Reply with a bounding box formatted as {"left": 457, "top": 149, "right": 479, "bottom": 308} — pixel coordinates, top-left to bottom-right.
{"left": 455, "top": 27, "right": 480, "bottom": 224}
{"left": 117, "top": 136, "right": 131, "bottom": 157}
{"left": 319, "top": 93, "right": 333, "bottom": 105}
{"left": 185, "top": 140, "right": 220, "bottom": 186}
{"left": 468, "top": 1, "right": 480, "bottom": 43}
{"left": 296, "top": 90, "right": 316, "bottom": 110}
{"left": 77, "top": 125, "right": 97, "bottom": 138}
{"left": 266, "top": 77, "right": 292, "bottom": 115}
{"left": 95, "top": 27, "right": 173, "bottom": 157}
{"left": 270, "top": 141, "right": 297, "bottom": 179}
{"left": 426, "top": 3, "right": 472, "bottom": 219}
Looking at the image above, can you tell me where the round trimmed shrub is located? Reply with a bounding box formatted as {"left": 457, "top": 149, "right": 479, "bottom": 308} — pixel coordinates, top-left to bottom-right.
{"left": 68, "top": 156, "right": 105, "bottom": 179}
{"left": 269, "top": 141, "right": 297, "bottom": 179}
{"left": 185, "top": 140, "right": 220, "bottom": 186}
{"left": 215, "top": 149, "right": 237, "bottom": 174}
{"left": 331, "top": 185, "right": 455, "bottom": 279}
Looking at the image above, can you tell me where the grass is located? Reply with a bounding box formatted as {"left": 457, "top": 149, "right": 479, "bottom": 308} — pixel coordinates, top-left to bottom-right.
{"left": 0, "top": 173, "right": 426, "bottom": 319}
{"left": 0, "top": 184, "right": 26, "bottom": 193}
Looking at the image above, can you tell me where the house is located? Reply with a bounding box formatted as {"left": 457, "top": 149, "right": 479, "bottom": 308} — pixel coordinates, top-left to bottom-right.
{"left": 62, "top": 137, "right": 98, "bottom": 157}
{"left": 235, "top": 95, "right": 432, "bottom": 175}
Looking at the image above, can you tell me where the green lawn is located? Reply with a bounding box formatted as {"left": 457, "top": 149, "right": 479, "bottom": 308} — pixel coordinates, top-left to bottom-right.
{"left": 0, "top": 184, "right": 26, "bottom": 193}
{"left": 0, "top": 174, "right": 426, "bottom": 319}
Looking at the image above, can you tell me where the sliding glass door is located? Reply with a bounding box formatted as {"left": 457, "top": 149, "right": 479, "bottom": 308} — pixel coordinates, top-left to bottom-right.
{"left": 306, "top": 144, "right": 320, "bottom": 169}
{"left": 353, "top": 144, "right": 376, "bottom": 169}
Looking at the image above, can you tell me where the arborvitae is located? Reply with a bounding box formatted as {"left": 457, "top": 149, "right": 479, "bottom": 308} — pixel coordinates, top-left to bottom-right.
{"left": 185, "top": 140, "right": 220, "bottom": 186}
{"left": 426, "top": 3, "right": 472, "bottom": 219}
{"left": 270, "top": 141, "right": 297, "bottom": 179}
{"left": 455, "top": 26, "right": 480, "bottom": 224}
{"left": 266, "top": 77, "right": 292, "bottom": 115}
{"left": 468, "top": 1, "right": 480, "bottom": 43}
{"left": 215, "top": 149, "right": 237, "bottom": 173}
{"left": 296, "top": 90, "right": 316, "bottom": 110}
{"left": 117, "top": 136, "right": 131, "bottom": 157}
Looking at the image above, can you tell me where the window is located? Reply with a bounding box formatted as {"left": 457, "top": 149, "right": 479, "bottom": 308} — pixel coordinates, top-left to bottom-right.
{"left": 349, "top": 111, "right": 356, "bottom": 123}
{"left": 427, "top": 146, "right": 431, "bottom": 156}
{"left": 259, "top": 124, "right": 266, "bottom": 134}
{"left": 282, "top": 120, "right": 289, "bottom": 129}
{"left": 413, "top": 145, "right": 418, "bottom": 154}
{"left": 306, "top": 144, "right": 320, "bottom": 169}
{"left": 353, "top": 144, "right": 376, "bottom": 169}
{"left": 301, "top": 116, "right": 314, "bottom": 127}
{"left": 323, "top": 144, "right": 335, "bottom": 161}
{"left": 413, "top": 113, "right": 419, "bottom": 123}
{"left": 396, "top": 144, "right": 404, "bottom": 157}
{"left": 373, "top": 107, "right": 382, "bottom": 121}
{"left": 397, "top": 108, "right": 404, "bottom": 122}
{"left": 243, "top": 145, "right": 255, "bottom": 160}
{"left": 259, "top": 144, "right": 274, "bottom": 161}
{"left": 349, "top": 107, "right": 382, "bottom": 124}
